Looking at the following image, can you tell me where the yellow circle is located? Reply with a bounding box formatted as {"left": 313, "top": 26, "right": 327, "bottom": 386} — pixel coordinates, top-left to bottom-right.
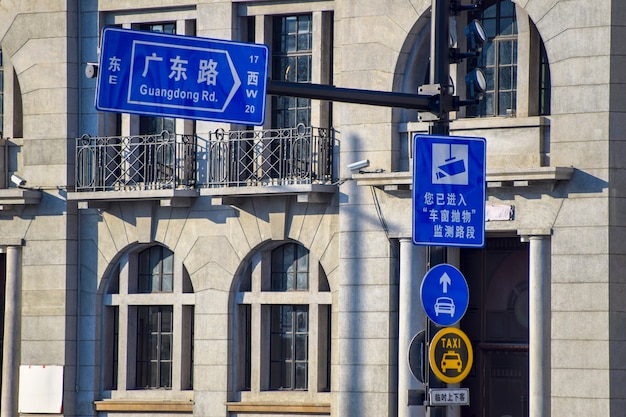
{"left": 429, "top": 327, "right": 473, "bottom": 384}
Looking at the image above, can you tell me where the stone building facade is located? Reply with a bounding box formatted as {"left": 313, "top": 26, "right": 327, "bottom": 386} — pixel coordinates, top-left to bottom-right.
{"left": 0, "top": 1, "right": 622, "bottom": 417}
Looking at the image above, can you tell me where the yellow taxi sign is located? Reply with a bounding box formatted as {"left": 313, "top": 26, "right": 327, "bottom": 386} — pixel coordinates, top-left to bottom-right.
{"left": 429, "top": 327, "right": 473, "bottom": 384}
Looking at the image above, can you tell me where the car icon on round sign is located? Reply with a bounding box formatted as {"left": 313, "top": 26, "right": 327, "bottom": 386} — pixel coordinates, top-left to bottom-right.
{"left": 434, "top": 296, "right": 456, "bottom": 317}
{"left": 441, "top": 351, "right": 463, "bottom": 373}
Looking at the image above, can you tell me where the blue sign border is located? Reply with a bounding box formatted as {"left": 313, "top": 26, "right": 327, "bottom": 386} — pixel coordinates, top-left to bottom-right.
{"left": 420, "top": 263, "right": 469, "bottom": 326}
{"left": 95, "top": 27, "right": 268, "bottom": 125}
{"left": 412, "top": 134, "right": 486, "bottom": 247}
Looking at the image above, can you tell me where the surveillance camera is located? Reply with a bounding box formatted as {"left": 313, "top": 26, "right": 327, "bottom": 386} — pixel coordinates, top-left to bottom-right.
{"left": 85, "top": 62, "right": 99, "bottom": 79}
{"left": 11, "top": 174, "right": 26, "bottom": 187}
{"left": 347, "top": 159, "right": 370, "bottom": 171}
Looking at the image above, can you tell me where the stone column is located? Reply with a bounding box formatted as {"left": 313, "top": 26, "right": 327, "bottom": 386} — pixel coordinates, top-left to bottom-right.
{"left": 398, "top": 239, "right": 428, "bottom": 417}
{"left": 1, "top": 245, "right": 22, "bottom": 417}
{"left": 525, "top": 233, "right": 551, "bottom": 417}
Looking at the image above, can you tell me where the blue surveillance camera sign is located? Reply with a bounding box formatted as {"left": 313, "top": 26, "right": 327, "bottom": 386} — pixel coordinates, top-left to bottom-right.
{"left": 95, "top": 27, "right": 268, "bottom": 125}
{"left": 413, "top": 134, "right": 486, "bottom": 247}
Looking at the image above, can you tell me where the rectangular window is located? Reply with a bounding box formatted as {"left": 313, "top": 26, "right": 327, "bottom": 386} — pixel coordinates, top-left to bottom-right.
{"left": 181, "top": 305, "right": 194, "bottom": 390}
{"left": 271, "top": 15, "right": 312, "bottom": 128}
{"left": 269, "top": 305, "right": 308, "bottom": 390}
{"left": 318, "top": 304, "right": 331, "bottom": 392}
{"left": 136, "top": 306, "right": 173, "bottom": 389}
{"left": 237, "top": 304, "right": 252, "bottom": 390}
{"left": 103, "top": 306, "right": 119, "bottom": 390}
{"left": 539, "top": 42, "right": 551, "bottom": 116}
{"left": 139, "top": 23, "right": 176, "bottom": 134}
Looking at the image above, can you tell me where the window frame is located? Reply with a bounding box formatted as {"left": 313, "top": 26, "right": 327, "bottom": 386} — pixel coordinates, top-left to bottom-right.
{"left": 239, "top": 7, "right": 333, "bottom": 131}
{"left": 102, "top": 244, "right": 195, "bottom": 400}
{"left": 271, "top": 14, "right": 313, "bottom": 129}
{"left": 234, "top": 241, "right": 332, "bottom": 402}
{"left": 466, "top": 0, "right": 519, "bottom": 117}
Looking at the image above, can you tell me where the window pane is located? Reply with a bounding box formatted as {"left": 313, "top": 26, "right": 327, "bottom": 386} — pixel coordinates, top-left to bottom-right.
{"left": 162, "top": 274, "right": 173, "bottom": 292}
{"left": 483, "top": 42, "right": 495, "bottom": 67}
{"left": 283, "top": 335, "right": 293, "bottom": 360}
{"left": 286, "top": 16, "right": 297, "bottom": 37}
{"left": 295, "top": 334, "right": 308, "bottom": 360}
{"left": 295, "top": 362, "right": 307, "bottom": 389}
{"left": 162, "top": 250, "right": 173, "bottom": 273}
{"left": 271, "top": 334, "right": 284, "bottom": 360}
{"left": 161, "top": 335, "right": 172, "bottom": 360}
{"left": 161, "top": 307, "right": 173, "bottom": 332}
{"left": 150, "top": 334, "right": 159, "bottom": 359}
{"left": 283, "top": 362, "right": 293, "bottom": 388}
{"left": 499, "top": 67, "right": 513, "bottom": 90}
{"left": 160, "top": 362, "right": 172, "bottom": 387}
{"left": 296, "top": 308, "right": 308, "bottom": 332}
{"left": 498, "top": 92, "right": 513, "bottom": 115}
{"left": 150, "top": 363, "right": 159, "bottom": 387}
{"left": 483, "top": 19, "right": 497, "bottom": 39}
{"left": 500, "top": 0, "right": 516, "bottom": 17}
{"left": 270, "top": 363, "right": 283, "bottom": 388}
{"left": 500, "top": 18, "right": 515, "bottom": 35}
{"left": 296, "top": 272, "right": 308, "bottom": 290}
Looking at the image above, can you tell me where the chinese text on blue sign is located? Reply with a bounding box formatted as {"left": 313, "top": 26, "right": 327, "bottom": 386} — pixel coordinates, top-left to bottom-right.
{"left": 95, "top": 27, "right": 268, "bottom": 125}
{"left": 412, "top": 134, "right": 486, "bottom": 247}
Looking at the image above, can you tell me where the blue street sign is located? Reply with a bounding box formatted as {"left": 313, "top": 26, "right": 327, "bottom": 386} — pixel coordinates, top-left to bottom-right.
{"left": 95, "top": 27, "right": 268, "bottom": 125}
{"left": 420, "top": 263, "right": 469, "bottom": 326}
{"left": 412, "top": 134, "right": 486, "bottom": 247}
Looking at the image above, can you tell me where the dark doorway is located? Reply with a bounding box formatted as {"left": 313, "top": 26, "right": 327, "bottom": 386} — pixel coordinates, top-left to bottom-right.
{"left": 461, "top": 237, "right": 529, "bottom": 417}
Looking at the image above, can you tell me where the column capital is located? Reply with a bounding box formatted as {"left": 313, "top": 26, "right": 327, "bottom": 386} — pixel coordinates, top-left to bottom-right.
{"left": 518, "top": 229, "right": 552, "bottom": 242}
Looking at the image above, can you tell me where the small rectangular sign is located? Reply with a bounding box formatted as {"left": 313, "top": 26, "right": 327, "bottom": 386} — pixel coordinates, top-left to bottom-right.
{"left": 429, "top": 388, "right": 470, "bottom": 406}
{"left": 96, "top": 27, "right": 268, "bottom": 125}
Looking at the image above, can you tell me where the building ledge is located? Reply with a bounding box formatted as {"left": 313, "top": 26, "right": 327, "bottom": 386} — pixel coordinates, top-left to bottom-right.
{"left": 94, "top": 400, "right": 193, "bottom": 412}
{"left": 0, "top": 188, "right": 42, "bottom": 212}
{"left": 353, "top": 167, "right": 574, "bottom": 190}
{"left": 226, "top": 402, "right": 331, "bottom": 415}
{"left": 202, "top": 183, "right": 337, "bottom": 205}
{"left": 67, "top": 189, "right": 199, "bottom": 209}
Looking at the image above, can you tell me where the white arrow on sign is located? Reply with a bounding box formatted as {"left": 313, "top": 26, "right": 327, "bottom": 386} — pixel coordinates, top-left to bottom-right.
{"left": 439, "top": 272, "right": 451, "bottom": 293}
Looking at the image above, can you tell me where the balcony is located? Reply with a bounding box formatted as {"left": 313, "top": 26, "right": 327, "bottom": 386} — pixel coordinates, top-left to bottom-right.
{"left": 75, "top": 131, "right": 196, "bottom": 192}
{"left": 71, "top": 125, "right": 335, "bottom": 207}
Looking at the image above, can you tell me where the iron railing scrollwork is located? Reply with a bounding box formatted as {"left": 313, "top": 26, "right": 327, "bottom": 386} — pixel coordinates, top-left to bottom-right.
{"left": 75, "top": 131, "right": 196, "bottom": 192}
{"left": 205, "top": 124, "right": 332, "bottom": 187}
{"left": 75, "top": 125, "right": 333, "bottom": 192}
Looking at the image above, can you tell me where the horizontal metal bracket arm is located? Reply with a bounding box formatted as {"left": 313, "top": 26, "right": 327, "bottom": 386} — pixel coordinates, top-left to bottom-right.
{"left": 267, "top": 80, "right": 439, "bottom": 112}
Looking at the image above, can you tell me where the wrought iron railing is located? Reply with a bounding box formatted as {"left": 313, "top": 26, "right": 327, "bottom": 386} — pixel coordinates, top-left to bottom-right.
{"left": 202, "top": 124, "right": 333, "bottom": 187}
{"left": 75, "top": 131, "right": 196, "bottom": 192}
{"left": 75, "top": 125, "right": 333, "bottom": 192}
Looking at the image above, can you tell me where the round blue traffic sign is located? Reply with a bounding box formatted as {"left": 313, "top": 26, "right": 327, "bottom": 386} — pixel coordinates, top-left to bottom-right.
{"left": 420, "top": 263, "right": 469, "bottom": 326}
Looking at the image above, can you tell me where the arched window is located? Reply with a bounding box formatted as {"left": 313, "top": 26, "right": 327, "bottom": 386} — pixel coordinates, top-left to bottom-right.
{"left": 103, "top": 244, "right": 194, "bottom": 393}
{"left": 465, "top": 0, "right": 551, "bottom": 117}
{"left": 234, "top": 242, "right": 331, "bottom": 398}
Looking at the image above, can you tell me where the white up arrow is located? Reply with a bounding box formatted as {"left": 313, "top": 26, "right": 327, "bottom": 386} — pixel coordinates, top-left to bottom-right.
{"left": 439, "top": 272, "right": 451, "bottom": 293}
